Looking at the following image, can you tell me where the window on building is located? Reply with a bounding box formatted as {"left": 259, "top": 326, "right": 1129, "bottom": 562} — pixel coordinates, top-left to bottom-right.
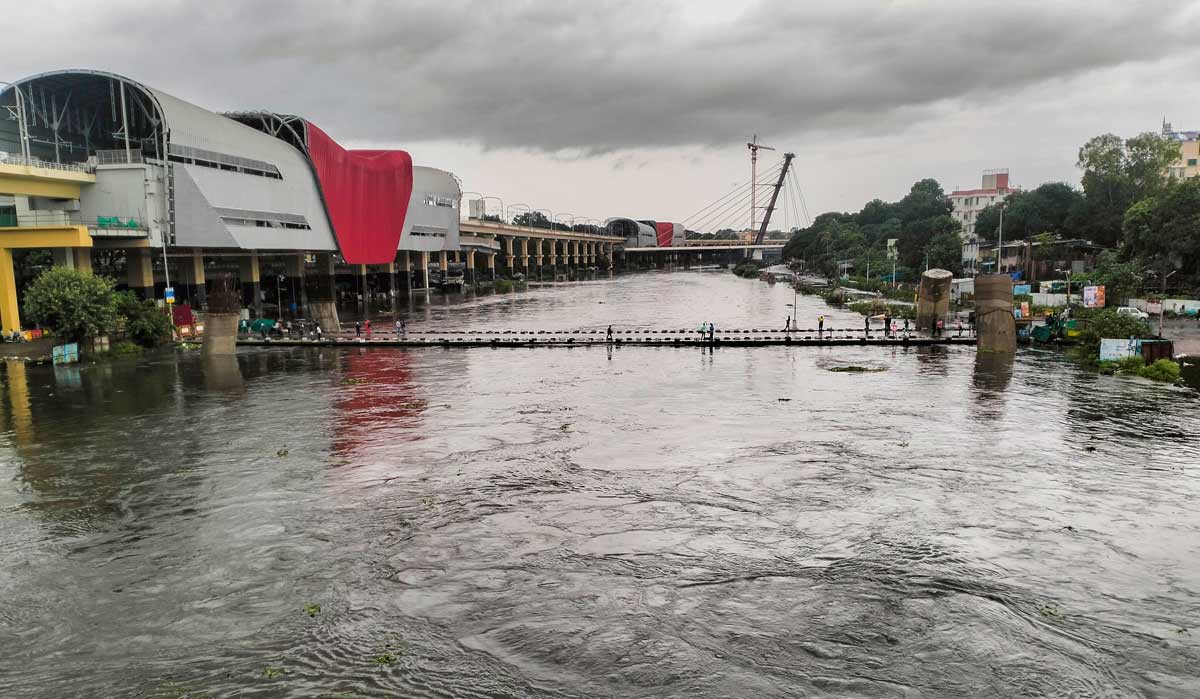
{"left": 1189, "top": 159, "right": 1197, "bottom": 166}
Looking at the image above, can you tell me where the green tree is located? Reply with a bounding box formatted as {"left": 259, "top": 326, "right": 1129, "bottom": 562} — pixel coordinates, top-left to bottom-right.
{"left": 114, "top": 291, "right": 174, "bottom": 348}
{"left": 1122, "top": 177, "right": 1200, "bottom": 286}
{"left": 923, "top": 230, "right": 963, "bottom": 275}
{"left": 512, "top": 211, "right": 552, "bottom": 229}
{"left": 1076, "top": 131, "right": 1178, "bottom": 246}
{"left": 1074, "top": 308, "right": 1154, "bottom": 364}
{"left": 23, "top": 268, "right": 119, "bottom": 342}
{"left": 1079, "top": 250, "right": 1146, "bottom": 305}
{"left": 975, "top": 183, "right": 1086, "bottom": 245}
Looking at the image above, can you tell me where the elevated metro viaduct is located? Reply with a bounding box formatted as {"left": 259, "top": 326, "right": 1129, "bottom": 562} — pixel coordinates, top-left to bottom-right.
{"left": 0, "top": 70, "right": 623, "bottom": 333}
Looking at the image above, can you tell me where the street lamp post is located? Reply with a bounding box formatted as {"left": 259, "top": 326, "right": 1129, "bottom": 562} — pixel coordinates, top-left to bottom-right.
{"left": 507, "top": 203, "right": 531, "bottom": 226}
{"left": 1158, "top": 269, "right": 1177, "bottom": 338}
{"left": 460, "top": 191, "right": 484, "bottom": 220}
{"left": 277, "top": 274, "right": 285, "bottom": 319}
{"left": 482, "top": 196, "right": 504, "bottom": 222}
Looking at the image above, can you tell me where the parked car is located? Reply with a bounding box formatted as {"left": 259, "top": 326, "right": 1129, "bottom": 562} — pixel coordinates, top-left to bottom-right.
{"left": 1116, "top": 306, "right": 1150, "bottom": 320}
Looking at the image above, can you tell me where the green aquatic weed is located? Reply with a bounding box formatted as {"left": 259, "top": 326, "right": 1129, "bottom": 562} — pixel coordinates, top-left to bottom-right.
{"left": 304, "top": 602, "right": 321, "bottom": 617}
{"left": 262, "top": 667, "right": 285, "bottom": 679}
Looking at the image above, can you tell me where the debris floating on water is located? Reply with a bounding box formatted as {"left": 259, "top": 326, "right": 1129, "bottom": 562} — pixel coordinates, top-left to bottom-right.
{"left": 827, "top": 365, "right": 887, "bottom": 373}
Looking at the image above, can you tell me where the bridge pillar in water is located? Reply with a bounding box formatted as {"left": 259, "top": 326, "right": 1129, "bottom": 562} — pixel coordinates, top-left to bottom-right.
{"left": 439, "top": 251, "right": 449, "bottom": 274}
{"left": 306, "top": 253, "right": 338, "bottom": 329}
{"left": 239, "top": 252, "right": 263, "bottom": 318}
{"left": 396, "top": 251, "right": 411, "bottom": 293}
{"left": 126, "top": 248, "right": 155, "bottom": 300}
{"left": 487, "top": 252, "right": 496, "bottom": 280}
{"left": 916, "top": 269, "right": 953, "bottom": 332}
{"left": 503, "top": 237, "right": 515, "bottom": 272}
{"left": 284, "top": 253, "right": 310, "bottom": 318}
{"left": 520, "top": 238, "right": 529, "bottom": 273}
{"left": 535, "top": 239, "right": 544, "bottom": 278}
{"left": 417, "top": 251, "right": 430, "bottom": 290}
{"left": 976, "top": 273, "right": 1017, "bottom": 353}
{"left": 183, "top": 249, "right": 207, "bottom": 309}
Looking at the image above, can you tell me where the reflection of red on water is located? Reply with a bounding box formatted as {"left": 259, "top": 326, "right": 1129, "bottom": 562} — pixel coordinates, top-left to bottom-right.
{"left": 332, "top": 350, "right": 426, "bottom": 456}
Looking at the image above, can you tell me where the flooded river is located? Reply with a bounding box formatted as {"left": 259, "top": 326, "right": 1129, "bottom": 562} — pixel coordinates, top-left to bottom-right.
{"left": 2, "top": 270, "right": 1199, "bottom": 697}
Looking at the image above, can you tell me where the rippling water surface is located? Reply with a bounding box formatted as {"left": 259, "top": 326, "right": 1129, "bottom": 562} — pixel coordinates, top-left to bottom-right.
{"left": 2, "top": 271, "right": 1199, "bottom": 698}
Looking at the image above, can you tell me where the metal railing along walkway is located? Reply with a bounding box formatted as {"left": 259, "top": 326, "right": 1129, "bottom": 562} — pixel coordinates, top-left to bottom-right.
{"left": 237, "top": 326, "right": 977, "bottom": 349}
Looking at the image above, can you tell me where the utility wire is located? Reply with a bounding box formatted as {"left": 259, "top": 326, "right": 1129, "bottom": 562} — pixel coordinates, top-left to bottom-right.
{"left": 692, "top": 186, "right": 757, "bottom": 233}
{"left": 681, "top": 162, "right": 783, "bottom": 226}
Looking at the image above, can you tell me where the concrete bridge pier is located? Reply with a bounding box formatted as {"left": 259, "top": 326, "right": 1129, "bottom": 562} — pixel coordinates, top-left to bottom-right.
{"left": 416, "top": 251, "right": 430, "bottom": 290}
{"left": 396, "top": 251, "right": 412, "bottom": 294}
{"left": 305, "top": 252, "right": 336, "bottom": 328}
{"left": 466, "top": 250, "right": 477, "bottom": 284}
{"left": 182, "top": 250, "right": 207, "bottom": 309}
{"left": 126, "top": 248, "right": 156, "bottom": 300}
{"left": 285, "top": 254, "right": 308, "bottom": 318}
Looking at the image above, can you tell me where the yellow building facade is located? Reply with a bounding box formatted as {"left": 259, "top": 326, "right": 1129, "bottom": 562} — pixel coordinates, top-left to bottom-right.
{"left": 1162, "top": 121, "right": 1200, "bottom": 179}
{"left": 0, "top": 158, "right": 96, "bottom": 333}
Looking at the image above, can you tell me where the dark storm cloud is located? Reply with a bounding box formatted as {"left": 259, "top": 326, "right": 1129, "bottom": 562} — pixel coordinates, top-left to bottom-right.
{"left": 12, "top": 0, "right": 1198, "bottom": 152}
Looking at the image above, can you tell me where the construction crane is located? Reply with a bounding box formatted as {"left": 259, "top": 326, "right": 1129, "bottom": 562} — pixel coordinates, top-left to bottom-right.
{"left": 747, "top": 135, "right": 775, "bottom": 231}
{"left": 754, "top": 151, "right": 794, "bottom": 246}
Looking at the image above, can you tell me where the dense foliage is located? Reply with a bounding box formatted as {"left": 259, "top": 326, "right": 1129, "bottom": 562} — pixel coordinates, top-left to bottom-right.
{"left": 23, "top": 268, "right": 119, "bottom": 342}
{"left": 24, "top": 268, "right": 174, "bottom": 348}
{"left": 973, "top": 182, "right": 1085, "bottom": 244}
{"left": 782, "top": 178, "right": 961, "bottom": 279}
{"left": 1072, "top": 308, "right": 1154, "bottom": 365}
{"left": 783, "top": 128, "right": 1200, "bottom": 296}
{"left": 114, "top": 291, "right": 174, "bottom": 347}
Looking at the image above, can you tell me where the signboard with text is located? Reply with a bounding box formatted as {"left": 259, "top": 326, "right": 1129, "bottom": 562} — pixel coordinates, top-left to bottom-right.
{"left": 1100, "top": 338, "right": 1140, "bottom": 362}
{"left": 1083, "top": 285, "right": 1106, "bottom": 308}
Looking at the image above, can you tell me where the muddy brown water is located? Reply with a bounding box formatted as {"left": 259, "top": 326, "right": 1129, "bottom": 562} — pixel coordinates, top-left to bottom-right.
{"left": 1, "top": 270, "right": 1199, "bottom": 697}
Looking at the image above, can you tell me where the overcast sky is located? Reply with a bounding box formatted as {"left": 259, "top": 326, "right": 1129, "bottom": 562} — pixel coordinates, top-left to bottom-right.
{"left": 7, "top": 0, "right": 1200, "bottom": 230}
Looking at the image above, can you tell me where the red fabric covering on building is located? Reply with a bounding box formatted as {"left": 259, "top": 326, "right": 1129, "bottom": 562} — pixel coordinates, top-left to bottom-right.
{"left": 655, "top": 222, "right": 674, "bottom": 248}
{"left": 304, "top": 121, "right": 414, "bottom": 264}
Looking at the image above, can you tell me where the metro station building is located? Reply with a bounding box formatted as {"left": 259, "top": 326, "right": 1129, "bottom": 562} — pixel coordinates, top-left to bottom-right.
{"left": 0, "top": 69, "right": 472, "bottom": 331}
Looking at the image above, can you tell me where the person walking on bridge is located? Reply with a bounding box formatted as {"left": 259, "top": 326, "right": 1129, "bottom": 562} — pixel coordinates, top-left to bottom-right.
{"left": 817, "top": 315, "right": 825, "bottom": 337}
{"left": 883, "top": 313, "right": 892, "bottom": 338}
{"left": 606, "top": 325, "right": 614, "bottom": 342}
{"left": 864, "top": 315, "right": 870, "bottom": 338}
{"left": 708, "top": 321, "right": 716, "bottom": 343}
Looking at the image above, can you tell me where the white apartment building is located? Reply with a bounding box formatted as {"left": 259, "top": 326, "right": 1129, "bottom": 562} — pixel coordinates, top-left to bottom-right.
{"left": 949, "top": 169, "right": 1017, "bottom": 274}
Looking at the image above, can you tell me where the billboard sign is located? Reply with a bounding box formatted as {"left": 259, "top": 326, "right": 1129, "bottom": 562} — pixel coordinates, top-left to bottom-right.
{"left": 1083, "top": 285, "right": 1106, "bottom": 308}
{"left": 1013, "top": 284, "right": 1031, "bottom": 296}
{"left": 1100, "top": 338, "right": 1141, "bottom": 362}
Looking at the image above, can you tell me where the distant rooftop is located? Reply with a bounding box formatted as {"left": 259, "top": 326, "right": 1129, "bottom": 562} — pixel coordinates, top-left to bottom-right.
{"left": 1161, "top": 119, "right": 1199, "bottom": 141}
